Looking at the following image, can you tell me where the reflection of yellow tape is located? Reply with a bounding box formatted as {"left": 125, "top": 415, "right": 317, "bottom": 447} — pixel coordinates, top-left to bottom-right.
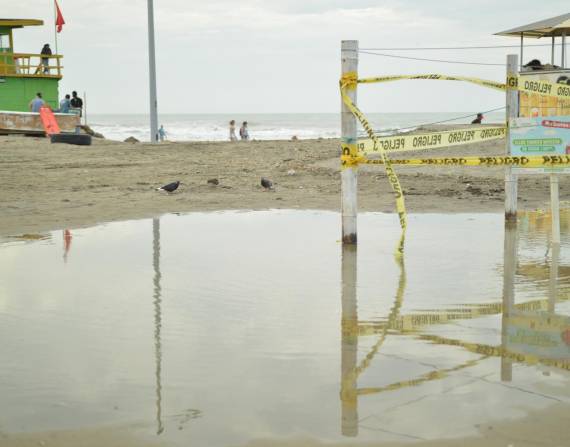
{"left": 361, "top": 155, "right": 570, "bottom": 167}
{"left": 358, "top": 73, "right": 506, "bottom": 91}
{"left": 340, "top": 84, "right": 407, "bottom": 256}
{"left": 508, "top": 75, "right": 570, "bottom": 100}
{"left": 357, "top": 126, "right": 506, "bottom": 155}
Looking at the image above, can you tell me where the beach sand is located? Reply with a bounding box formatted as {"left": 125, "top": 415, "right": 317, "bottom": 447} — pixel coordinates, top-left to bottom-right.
{"left": 1, "top": 126, "right": 568, "bottom": 236}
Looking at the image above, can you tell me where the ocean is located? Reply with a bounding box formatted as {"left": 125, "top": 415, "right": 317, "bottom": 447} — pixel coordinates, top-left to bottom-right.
{"left": 88, "top": 112, "right": 505, "bottom": 142}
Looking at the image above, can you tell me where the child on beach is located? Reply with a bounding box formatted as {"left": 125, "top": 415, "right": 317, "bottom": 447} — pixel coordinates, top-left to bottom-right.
{"left": 158, "top": 125, "right": 167, "bottom": 142}
{"left": 239, "top": 121, "right": 249, "bottom": 141}
{"left": 229, "top": 120, "right": 237, "bottom": 141}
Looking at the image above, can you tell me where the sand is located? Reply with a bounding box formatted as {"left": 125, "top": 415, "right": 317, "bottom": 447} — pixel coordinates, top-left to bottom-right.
{"left": 1, "top": 402, "right": 568, "bottom": 447}
{"left": 1, "top": 126, "right": 569, "bottom": 236}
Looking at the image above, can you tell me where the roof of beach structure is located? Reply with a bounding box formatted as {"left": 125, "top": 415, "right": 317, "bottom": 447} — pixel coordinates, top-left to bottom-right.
{"left": 495, "top": 13, "right": 570, "bottom": 38}
{"left": 0, "top": 19, "right": 44, "bottom": 29}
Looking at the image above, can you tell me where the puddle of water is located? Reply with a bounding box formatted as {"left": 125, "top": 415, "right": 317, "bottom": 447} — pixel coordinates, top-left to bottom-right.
{"left": 0, "top": 210, "right": 569, "bottom": 446}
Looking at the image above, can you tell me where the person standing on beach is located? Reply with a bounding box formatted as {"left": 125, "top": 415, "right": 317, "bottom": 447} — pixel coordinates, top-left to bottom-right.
{"left": 29, "top": 93, "right": 45, "bottom": 113}
{"left": 229, "top": 120, "right": 238, "bottom": 141}
{"left": 158, "top": 125, "right": 167, "bottom": 142}
{"left": 58, "top": 94, "right": 71, "bottom": 113}
{"left": 239, "top": 121, "right": 250, "bottom": 141}
{"left": 70, "top": 91, "right": 83, "bottom": 117}
{"left": 471, "top": 113, "right": 484, "bottom": 124}
{"left": 40, "top": 44, "right": 52, "bottom": 74}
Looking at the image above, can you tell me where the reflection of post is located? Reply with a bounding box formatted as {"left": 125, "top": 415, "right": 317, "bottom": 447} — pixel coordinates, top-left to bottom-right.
{"left": 549, "top": 243, "right": 560, "bottom": 314}
{"left": 501, "top": 221, "right": 517, "bottom": 382}
{"left": 550, "top": 175, "right": 561, "bottom": 245}
{"left": 153, "top": 218, "right": 164, "bottom": 434}
{"left": 340, "top": 245, "right": 358, "bottom": 437}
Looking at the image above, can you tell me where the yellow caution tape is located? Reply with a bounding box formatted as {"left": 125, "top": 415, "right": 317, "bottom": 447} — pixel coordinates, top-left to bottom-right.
{"left": 360, "top": 154, "right": 570, "bottom": 167}
{"left": 354, "top": 73, "right": 569, "bottom": 100}
{"left": 358, "top": 74, "right": 506, "bottom": 91}
{"left": 357, "top": 126, "right": 506, "bottom": 155}
{"left": 340, "top": 81, "right": 407, "bottom": 256}
{"left": 508, "top": 75, "right": 570, "bottom": 100}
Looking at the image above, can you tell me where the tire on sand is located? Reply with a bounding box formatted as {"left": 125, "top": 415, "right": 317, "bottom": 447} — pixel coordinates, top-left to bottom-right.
{"left": 50, "top": 133, "right": 92, "bottom": 146}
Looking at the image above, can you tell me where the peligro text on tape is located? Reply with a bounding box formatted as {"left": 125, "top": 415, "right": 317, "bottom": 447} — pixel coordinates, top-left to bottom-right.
{"left": 360, "top": 155, "right": 570, "bottom": 167}
{"left": 507, "top": 75, "right": 570, "bottom": 100}
{"left": 358, "top": 74, "right": 505, "bottom": 92}
{"left": 340, "top": 79, "right": 407, "bottom": 256}
{"left": 357, "top": 126, "right": 506, "bottom": 155}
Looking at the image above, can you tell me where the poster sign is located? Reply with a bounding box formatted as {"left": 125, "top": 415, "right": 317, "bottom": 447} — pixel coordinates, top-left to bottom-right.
{"left": 510, "top": 115, "right": 570, "bottom": 174}
{"left": 519, "top": 70, "right": 570, "bottom": 118}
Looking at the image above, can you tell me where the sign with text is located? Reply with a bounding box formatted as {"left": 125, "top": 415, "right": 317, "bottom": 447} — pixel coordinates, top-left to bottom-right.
{"left": 510, "top": 115, "right": 570, "bottom": 174}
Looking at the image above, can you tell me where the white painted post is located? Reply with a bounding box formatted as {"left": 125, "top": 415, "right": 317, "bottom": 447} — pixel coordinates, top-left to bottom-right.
{"left": 341, "top": 40, "right": 358, "bottom": 244}
{"left": 550, "top": 174, "right": 561, "bottom": 244}
{"left": 505, "top": 54, "right": 519, "bottom": 222}
{"left": 340, "top": 245, "right": 358, "bottom": 436}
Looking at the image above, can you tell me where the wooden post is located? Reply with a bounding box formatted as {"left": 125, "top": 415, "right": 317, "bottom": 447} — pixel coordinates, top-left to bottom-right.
{"left": 341, "top": 40, "right": 358, "bottom": 244}
{"left": 550, "top": 174, "right": 560, "bottom": 244}
{"left": 340, "top": 245, "right": 358, "bottom": 436}
{"left": 505, "top": 54, "right": 519, "bottom": 222}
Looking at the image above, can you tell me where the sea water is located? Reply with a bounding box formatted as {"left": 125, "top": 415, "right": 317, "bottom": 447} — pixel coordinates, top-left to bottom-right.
{"left": 89, "top": 111, "right": 506, "bottom": 142}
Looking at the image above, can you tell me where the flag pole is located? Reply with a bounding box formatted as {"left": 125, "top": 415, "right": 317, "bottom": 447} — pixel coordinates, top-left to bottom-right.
{"left": 53, "top": 0, "right": 59, "bottom": 55}
{"left": 147, "top": 0, "right": 159, "bottom": 144}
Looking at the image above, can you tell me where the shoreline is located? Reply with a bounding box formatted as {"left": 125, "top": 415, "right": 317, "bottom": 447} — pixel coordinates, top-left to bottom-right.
{"left": 1, "top": 129, "right": 568, "bottom": 237}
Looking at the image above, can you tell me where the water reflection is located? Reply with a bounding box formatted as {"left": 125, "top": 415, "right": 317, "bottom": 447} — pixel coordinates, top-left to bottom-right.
{"left": 2, "top": 210, "right": 570, "bottom": 445}
{"left": 340, "top": 210, "right": 570, "bottom": 437}
{"left": 153, "top": 218, "right": 164, "bottom": 435}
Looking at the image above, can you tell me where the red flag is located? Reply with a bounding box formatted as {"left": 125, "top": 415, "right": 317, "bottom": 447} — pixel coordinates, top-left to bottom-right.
{"left": 55, "top": 0, "right": 65, "bottom": 33}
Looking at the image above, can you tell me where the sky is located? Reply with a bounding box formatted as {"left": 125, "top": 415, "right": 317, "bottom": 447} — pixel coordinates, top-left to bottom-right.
{"left": 3, "top": 1, "right": 570, "bottom": 114}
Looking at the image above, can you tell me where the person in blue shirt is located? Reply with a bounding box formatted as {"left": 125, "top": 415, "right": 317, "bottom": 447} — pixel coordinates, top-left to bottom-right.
{"left": 158, "top": 125, "right": 167, "bottom": 142}
{"left": 58, "top": 94, "right": 71, "bottom": 113}
{"left": 29, "top": 93, "right": 45, "bottom": 113}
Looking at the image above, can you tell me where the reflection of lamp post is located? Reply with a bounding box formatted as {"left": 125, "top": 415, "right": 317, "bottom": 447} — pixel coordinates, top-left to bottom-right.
{"left": 340, "top": 245, "right": 358, "bottom": 437}
{"left": 153, "top": 218, "right": 164, "bottom": 434}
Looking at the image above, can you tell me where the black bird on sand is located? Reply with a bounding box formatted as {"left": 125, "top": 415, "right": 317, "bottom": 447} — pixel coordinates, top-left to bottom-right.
{"left": 261, "top": 177, "right": 274, "bottom": 190}
{"left": 156, "top": 181, "right": 180, "bottom": 193}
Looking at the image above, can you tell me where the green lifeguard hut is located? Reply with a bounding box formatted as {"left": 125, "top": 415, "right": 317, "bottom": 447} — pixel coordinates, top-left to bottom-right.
{"left": 0, "top": 18, "right": 62, "bottom": 111}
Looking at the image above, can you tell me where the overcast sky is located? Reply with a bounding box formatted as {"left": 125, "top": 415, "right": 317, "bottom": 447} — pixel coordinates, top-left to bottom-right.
{"left": 4, "top": 1, "right": 569, "bottom": 114}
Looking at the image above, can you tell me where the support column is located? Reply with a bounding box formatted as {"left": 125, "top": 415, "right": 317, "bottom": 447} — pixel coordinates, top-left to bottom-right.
{"left": 341, "top": 40, "right": 358, "bottom": 244}
{"left": 505, "top": 54, "right": 519, "bottom": 222}
{"left": 147, "top": 0, "right": 159, "bottom": 143}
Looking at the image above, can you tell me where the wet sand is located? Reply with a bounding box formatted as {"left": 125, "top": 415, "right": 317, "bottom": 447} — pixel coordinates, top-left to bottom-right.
{"left": 1, "top": 126, "right": 569, "bottom": 236}
{"left": 2, "top": 402, "right": 568, "bottom": 447}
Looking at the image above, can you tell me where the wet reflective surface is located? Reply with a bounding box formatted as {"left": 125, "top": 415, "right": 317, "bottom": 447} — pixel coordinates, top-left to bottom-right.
{"left": 0, "top": 210, "right": 569, "bottom": 446}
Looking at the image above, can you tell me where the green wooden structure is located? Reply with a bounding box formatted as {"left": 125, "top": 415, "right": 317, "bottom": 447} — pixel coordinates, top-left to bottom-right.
{"left": 0, "top": 19, "right": 62, "bottom": 112}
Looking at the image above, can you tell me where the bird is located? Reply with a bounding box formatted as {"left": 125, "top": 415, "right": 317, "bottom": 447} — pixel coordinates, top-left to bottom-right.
{"left": 156, "top": 181, "right": 180, "bottom": 193}
{"left": 261, "top": 177, "right": 274, "bottom": 190}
